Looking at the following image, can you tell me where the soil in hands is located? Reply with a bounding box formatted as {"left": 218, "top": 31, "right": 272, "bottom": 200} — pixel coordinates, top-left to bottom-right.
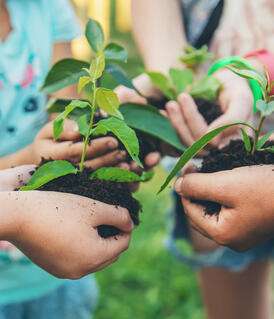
{"left": 36, "top": 160, "right": 141, "bottom": 238}
{"left": 195, "top": 140, "right": 274, "bottom": 215}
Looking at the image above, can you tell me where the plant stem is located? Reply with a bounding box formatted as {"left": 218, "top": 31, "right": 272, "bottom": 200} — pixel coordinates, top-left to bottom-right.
{"left": 251, "top": 115, "right": 266, "bottom": 154}
{"left": 79, "top": 81, "right": 96, "bottom": 172}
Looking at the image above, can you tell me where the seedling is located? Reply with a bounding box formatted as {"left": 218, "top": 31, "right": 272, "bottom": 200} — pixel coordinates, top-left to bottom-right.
{"left": 20, "top": 19, "right": 155, "bottom": 191}
{"left": 159, "top": 64, "right": 274, "bottom": 193}
{"left": 146, "top": 45, "right": 222, "bottom": 102}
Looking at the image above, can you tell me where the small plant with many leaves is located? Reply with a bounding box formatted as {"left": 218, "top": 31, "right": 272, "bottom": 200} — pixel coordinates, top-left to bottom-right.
{"left": 146, "top": 45, "right": 223, "bottom": 125}
{"left": 159, "top": 64, "right": 274, "bottom": 215}
{"left": 19, "top": 19, "right": 160, "bottom": 238}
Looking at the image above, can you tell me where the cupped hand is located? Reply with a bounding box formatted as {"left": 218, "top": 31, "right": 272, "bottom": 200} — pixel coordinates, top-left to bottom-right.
{"left": 174, "top": 165, "right": 274, "bottom": 252}
{"left": 31, "top": 119, "right": 127, "bottom": 169}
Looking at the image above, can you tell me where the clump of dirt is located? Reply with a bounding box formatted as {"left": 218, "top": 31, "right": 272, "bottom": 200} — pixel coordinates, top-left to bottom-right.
{"left": 33, "top": 160, "right": 142, "bottom": 238}
{"left": 196, "top": 139, "right": 274, "bottom": 215}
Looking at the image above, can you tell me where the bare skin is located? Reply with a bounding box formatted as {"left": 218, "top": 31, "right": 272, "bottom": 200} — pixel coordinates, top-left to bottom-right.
{"left": 175, "top": 165, "right": 274, "bottom": 252}
{"left": 0, "top": 166, "right": 134, "bottom": 279}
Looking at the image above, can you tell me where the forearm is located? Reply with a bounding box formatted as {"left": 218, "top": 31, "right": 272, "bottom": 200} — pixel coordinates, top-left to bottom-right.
{"left": 0, "top": 192, "right": 23, "bottom": 240}
{"left": 131, "top": 0, "right": 186, "bottom": 74}
{"left": 0, "top": 145, "right": 35, "bottom": 170}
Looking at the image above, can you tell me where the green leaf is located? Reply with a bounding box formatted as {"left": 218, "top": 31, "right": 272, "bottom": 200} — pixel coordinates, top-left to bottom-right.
{"left": 120, "top": 103, "right": 185, "bottom": 152}
{"left": 103, "top": 43, "right": 127, "bottom": 62}
{"left": 226, "top": 65, "right": 267, "bottom": 91}
{"left": 78, "top": 76, "right": 91, "bottom": 93}
{"left": 89, "top": 167, "right": 154, "bottom": 182}
{"left": 158, "top": 121, "right": 253, "bottom": 193}
{"left": 77, "top": 114, "right": 89, "bottom": 136}
{"left": 189, "top": 76, "right": 222, "bottom": 101}
{"left": 180, "top": 45, "right": 214, "bottom": 67}
{"left": 256, "top": 100, "right": 274, "bottom": 116}
{"left": 53, "top": 100, "right": 91, "bottom": 140}
{"left": 147, "top": 72, "right": 177, "bottom": 100}
{"left": 169, "top": 68, "right": 194, "bottom": 94}
{"left": 46, "top": 98, "right": 73, "bottom": 113}
{"left": 96, "top": 88, "right": 124, "bottom": 120}
{"left": 105, "top": 63, "right": 136, "bottom": 90}
{"left": 40, "top": 59, "right": 89, "bottom": 94}
{"left": 19, "top": 161, "right": 77, "bottom": 191}
{"left": 93, "top": 117, "right": 143, "bottom": 167}
{"left": 240, "top": 128, "right": 251, "bottom": 152}
{"left": 85, "top": 18, "right": 104, "bottom": 53}
{"left": 89, "top": 47, "right": 105, "bottom": 81}
{"left": 256, "top": 130, "right": 274, "bottom": 149}
{"left": 257, "top": 146, "right": 274, "bottom": 153}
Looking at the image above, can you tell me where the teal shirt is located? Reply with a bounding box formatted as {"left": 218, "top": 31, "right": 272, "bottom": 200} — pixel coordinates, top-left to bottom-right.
{"left": 0, "top": 0, "right": 81, "bottom": 305}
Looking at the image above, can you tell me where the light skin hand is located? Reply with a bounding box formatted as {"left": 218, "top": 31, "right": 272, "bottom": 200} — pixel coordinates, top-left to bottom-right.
{"left": 0, "top": 166, "right": 134, "bottom": 278}
{"left": 174, "top": 165, "right": 274, "bottom": 252}
{"left": 0, "top": 119, "right": 127, "bottom": 170}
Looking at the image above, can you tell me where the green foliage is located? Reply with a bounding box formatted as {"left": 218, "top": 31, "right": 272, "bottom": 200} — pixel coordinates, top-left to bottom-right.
{"left": 53, "top": 100, "right": 91, "bottom": 140}
{"left": 96, "top": 88, "right": 123, "bottom": 120}
{"left": 169, "top": 68, "right": 194, "bottom": 94}
{"left": 120, "top": 103, "right": 185, "bottom": 152}
{"left": 104, "top": 42, "right": 127, "bottom": 62}
{"left": 180, "top": 45, "right": 214, "bottom": 67}
{"left": 146, "top": 72, "right": 177, "bottom": 100}
{"left": 256, "top": 130, "right": 274, "bottom": 149}
{"left": 105, "top": 63, "right": 136, "bottom": 90}
{"left": 240, "top": 128, "right": 251, "bottom": 152}
{"left": 189, "top": 77, "right": 222, "bottom": 101}
{"left": 93, "top": 117, "right": 143, "bottom": 168}
{"left": 85, "top": 18, "right": 104, "bottom": 53}
{"left": 89, "top": 167, "right": 154, "bottom": 182}
{"left": 88, "top": 46, "right": 106, "bottom": 81}
{"left": 40, "top": 59, "right": 89, "bottom": 94}
{"left": 158, "top": 122, "right": 253, "bottom": 193}
{"left": 78, "top": 76, "right": 91, "bottom": 93}
{"left": 20, "top": 161, "right": 77, "bottom": 191}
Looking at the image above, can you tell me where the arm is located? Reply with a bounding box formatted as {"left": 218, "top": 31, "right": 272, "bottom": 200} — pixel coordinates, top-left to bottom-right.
{"left": 0, "top": 166, "right": 134, "bottom": 278}
{"left": 175, "top": 165, "right": 274, "bottom": 251}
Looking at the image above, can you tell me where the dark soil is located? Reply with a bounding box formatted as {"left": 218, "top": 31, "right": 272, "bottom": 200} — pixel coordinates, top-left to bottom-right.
{"left": 195, "top": 139, "right": 274, "bottom": 215}
{"left": 34, "top": 161, "right": 141, "bottom": 238}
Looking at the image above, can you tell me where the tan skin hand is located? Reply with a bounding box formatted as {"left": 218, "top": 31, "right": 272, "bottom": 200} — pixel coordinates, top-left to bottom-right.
{"left": 166, "top": 68, "right": 254, "bottom": 151}
{"left": 0, "top": 166, "right": 134, "bottom": 279}
{"left": 174, "top": 165, "right": 274, "bottom": 252}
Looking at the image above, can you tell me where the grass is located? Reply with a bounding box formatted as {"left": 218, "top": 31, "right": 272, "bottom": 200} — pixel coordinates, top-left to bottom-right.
{"left": 94, "top": 167, "right": 205, "bottom": 319}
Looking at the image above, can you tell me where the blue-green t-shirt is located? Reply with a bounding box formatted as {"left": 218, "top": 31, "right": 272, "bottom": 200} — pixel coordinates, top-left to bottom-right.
{"left": 0, "top": 0, "right": 81, "bottom": 305}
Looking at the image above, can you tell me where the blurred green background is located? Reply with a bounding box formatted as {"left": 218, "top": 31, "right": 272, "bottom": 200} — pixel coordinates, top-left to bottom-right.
{"left": 70, "top": 1, "right": 273, "bottom": 318}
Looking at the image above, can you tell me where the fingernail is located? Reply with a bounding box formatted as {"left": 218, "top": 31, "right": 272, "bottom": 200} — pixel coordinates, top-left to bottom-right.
{"left": 174, "top": 177, "right": 183, "bottom": 195}
{"left": 107, "top": 140, "right": 118, "bottom": 150}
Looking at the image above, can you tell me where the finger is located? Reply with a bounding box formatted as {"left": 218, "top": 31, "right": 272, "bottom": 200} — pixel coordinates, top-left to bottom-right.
{"left": 178, "top": 93, "right": 208, "bottom": 140}
{"left": 182, "top": 163, "right": 198, "bottom": 176}
{"left": 144, "top": 152, "right": 161, "bottom": 168}
{"left": 166, "top": 101, "right": 195, "bottom": 147}
{"left": 40, "top": 120, "right": 81, "bottom": 141}
{"left": 46, "top": 137, "right": 119, "bottom": 162}
{"left": 92, "top": 255, "right": 121, "bottom": 273}
{"left": 0, "top": 165, "right": 37, "bottom": 191}
{"left": 182, "top": 197, "right": 218, "bottom": 237}
{"left": 127, "top": 182, "right": 140, "bottom": 193}
{"left": 93, "top": 203, "right": 134, "bottom": 233}
{"left": 178, "top": 171, "right": 237, "bottom": 206}
{"left": 130, "top": 161, "right": 143, "bottom": 175}
{"left": 115, "top": 162, "right": 131, "bottom": 170}
{"left": 81, "top": 150, "right": 127, "bottom": 170}
{"left": 98, "top": 232, "right": 132, "bottom": 262}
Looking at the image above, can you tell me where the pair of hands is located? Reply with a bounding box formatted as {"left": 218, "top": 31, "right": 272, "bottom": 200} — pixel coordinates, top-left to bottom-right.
{"left": 175, "top": 164, "right": 274, "bottom": 252}
{"left": 0, "top": 166, "right": 134, "bottom": 279}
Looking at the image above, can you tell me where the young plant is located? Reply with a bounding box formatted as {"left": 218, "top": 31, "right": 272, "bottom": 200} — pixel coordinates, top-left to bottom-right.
{"left": 20, "top": 19, "right": 156, "bottom": 191}
{"left": 146, "top": 45, "right": 221, "bottom": 102}
{"left": 159, "top": 64, "right": 274, "bottom": 193}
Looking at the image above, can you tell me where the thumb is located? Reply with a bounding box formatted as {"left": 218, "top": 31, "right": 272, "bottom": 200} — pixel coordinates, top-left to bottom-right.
{"left": 39, "top": 119, "right": 81, "bottom": 140}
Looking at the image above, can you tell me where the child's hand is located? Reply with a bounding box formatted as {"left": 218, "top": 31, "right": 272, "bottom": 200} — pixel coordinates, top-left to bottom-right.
{"left": 174, "top": 165, "right": 274, "bottom": 252}
{"left": 0, "top": 167, "right": 134, "bottom": 278}
{"left": 31, "top": 119, "right": 127, "bottom": 169}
